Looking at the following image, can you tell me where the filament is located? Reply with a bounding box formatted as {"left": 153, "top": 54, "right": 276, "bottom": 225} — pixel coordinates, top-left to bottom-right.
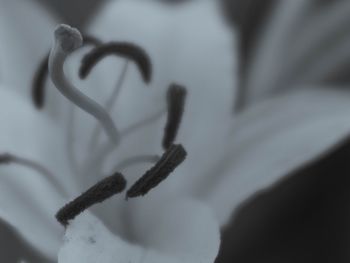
{"left": 120, "top": 108, "right": 166, "bottom": 137}
{"left": 84, "top": 108, "right": 166, "bottom": 175}
{"left": 113, "top": 154, "right": 160, "bottom": 172}
{"left": 0, "top": 153, "right": 68, "bottom": 197}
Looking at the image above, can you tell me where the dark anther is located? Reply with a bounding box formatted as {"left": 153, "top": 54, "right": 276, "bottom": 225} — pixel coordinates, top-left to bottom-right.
{"left": 0, "top": 153, "right": 12, "bottom": 164}
{"left": 162, "top": 84, "right": 187, "bottom": 150}
{"left": 79, "top": 42, "right": 152, "bottom": 83}
{"left": 126, "top": 144, "right": 187, "bottom": 198}
{"left": 32, "top": 54, "right": 49, "bottom": 109}
{"left": 56, "top": 172, "right": 126, "bottom": 226}
{"left": 32, "top": 34, "right": 102, "bottom": 109}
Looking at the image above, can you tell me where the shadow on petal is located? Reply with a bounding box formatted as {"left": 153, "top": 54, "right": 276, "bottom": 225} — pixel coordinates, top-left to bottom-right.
{"left": 217, "top": 135, "right": 350, "bottom": 262}
{"left": 0, "top": 218, "right": 54, "bottom": 263}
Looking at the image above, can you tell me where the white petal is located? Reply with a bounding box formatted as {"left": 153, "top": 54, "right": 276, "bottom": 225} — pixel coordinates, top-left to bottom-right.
{"left": 0, "top": 86, "right": 74, "bottom": 258}
{"left": 0, "top": 168, "right": 64, "bottom": 259}
{"left": 203, "top": 86, "right": 350, "bottom": 226}
{"left": 289, "top": 2, "right": 350, "bottom": 84}
{"left": 58, "top": 212, "right": 178, "bottom": 263}
{"left": 88, "top": 0, "right": 234, "bottom": 107}
{"left": 245, "top": 0, "right": 312, "bottom": 104}
{"left": 0, "top": 0, "right": 56, "bottom": 95}
{"left": 59, "top": 212, "right": 141, "bottom": 263}
{"left": 82, "top": 0, "right": 236, "bottom": 189}
{"left": 0, "top": 86, "right": 76, "bottom": 194}
{"left": 127, "top": 195, "right": 220, "bottom": 263}
{"left": 59, "top": 202, "right": 220, "bottom": 263}
{"left": 85, "top": 0, "right": 235, "bottom": 135}
{"left": 245, "top": 1, "right": 350, "bottom": 104}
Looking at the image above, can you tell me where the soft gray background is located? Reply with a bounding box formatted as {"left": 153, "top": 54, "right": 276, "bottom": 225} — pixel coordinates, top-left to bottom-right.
{"left": 34, "top": 0, "right": 105, "bottom": 27}
{"left": 34, "top": 0, "right": 191, "bottom": 26}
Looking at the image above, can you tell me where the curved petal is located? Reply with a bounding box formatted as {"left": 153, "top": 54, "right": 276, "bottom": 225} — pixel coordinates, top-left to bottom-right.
{"left": 201, "top": 86, "right": 350, "bottom": 226}
{"left": 59, "top": 199, "right": 220, "bottom": 263}
{"left": 0, "top": 86, "right": 75, "bottom": 259}
{"left": 245, "top": 1, "right": 350, "bottom": 104}
{"left": 0, "top": 0, "right": 56, "bottom": 96}
{"left": 81, "top": 0, "right": 235, "bottom": 191}
{"left": 87, "top": 0, "right": 234, "bottom": 106}
{"left": 0, "top": 218, "right": 52, "bottom": 262}
{"left": 129, "top": 195, "right": 220, "bottom": 263}
{"left": 286, "top": 1, "right": 350, "bottom": 85}
{"left": 0, "top": 0, "right": 65, "bottom": 120}
{"left": 58, "top": 212, "right": 178, "bottom": 263}
{"left": 245, "top": 0, "right": 312, "bottom": 104}
{"left": 0, "top": 86, "right": 77, "bottom": 194}
{"left": 85, "top": 0, "right": 234, "bottom": 130}
{"left": 0, "top": 167, "right": 64, "bottom": 260}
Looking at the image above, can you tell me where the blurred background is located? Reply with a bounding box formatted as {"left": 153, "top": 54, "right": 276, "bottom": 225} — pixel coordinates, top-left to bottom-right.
{"left": 2, "top": 0, "right": 350, "bottom": 262}
{"left": 34, "top": 0, "right": 103, "bottom": 27}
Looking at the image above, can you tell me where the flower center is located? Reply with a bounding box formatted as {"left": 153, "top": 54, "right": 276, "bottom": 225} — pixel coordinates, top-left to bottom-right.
{"left": 56, "top": 144, "right": 186, "bottom": 227}
{"left": 26, "top": 24, "right": 189, "bottom": 227}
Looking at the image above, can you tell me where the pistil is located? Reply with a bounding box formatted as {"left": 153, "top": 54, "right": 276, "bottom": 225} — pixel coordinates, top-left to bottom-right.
{"left": 49, "top": 24, "right": 120, "bottom": 144}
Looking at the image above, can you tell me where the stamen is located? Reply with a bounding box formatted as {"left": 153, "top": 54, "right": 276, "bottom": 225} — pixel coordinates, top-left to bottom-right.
{"left": 162, "top": 84, "right": 187, "bottom": 150}
{"left": 49, "top": 24, "right": 119, "bottom": 144}
{"left": 84, "top": 108, "right": 166, "bottom": 177}
{"left": 126, "top": 144, "right": 187, "bottom": 198}
{"left": 79, "top": 42, "right": 152, "bottom": 83}
{"left": 0, "top": 153, "right": 68, "bottom": 197}
{"left": 56, "top": 172, "right": 126, "bottom": 226}
{"left": 32, "top": 54, "right": 49, "bottom": 109}
{"left": 32, "top": 34, "right": 102, "bottom": 109}
{"left": 113, "top": 154, "right": 160, "bottom": 172}
{"left": 0, "top": 153, "right": 12, "bottom": 164}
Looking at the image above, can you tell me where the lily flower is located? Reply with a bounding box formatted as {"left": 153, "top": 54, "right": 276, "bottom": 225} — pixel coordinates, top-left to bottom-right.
{"left": 0, "top": 1, "right": 232, "bottom": 262}
{"left": 2, "top": 0, "right": 350, "bottom": 262}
